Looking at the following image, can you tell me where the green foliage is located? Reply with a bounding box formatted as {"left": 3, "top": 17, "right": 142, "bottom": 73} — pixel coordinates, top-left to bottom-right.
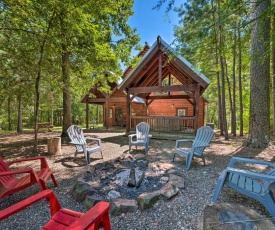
{"left": 173, "top": 0, "right": 253, "bottom": 133}
{"left": 0, "top": 0, "right": 139, "bottom": 130}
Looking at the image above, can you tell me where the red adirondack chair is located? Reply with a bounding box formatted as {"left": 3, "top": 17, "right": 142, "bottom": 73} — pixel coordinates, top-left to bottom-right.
{"left": 0, "top": 156, "right": 57, "bottom": 199}
{"left": 0, "top": 189, "right": 112, "bottom": 230}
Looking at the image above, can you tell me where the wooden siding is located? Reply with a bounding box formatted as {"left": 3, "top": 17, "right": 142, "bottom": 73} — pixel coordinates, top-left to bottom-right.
{"left": 147, "top": 98, "right": 205, "bottom": 127}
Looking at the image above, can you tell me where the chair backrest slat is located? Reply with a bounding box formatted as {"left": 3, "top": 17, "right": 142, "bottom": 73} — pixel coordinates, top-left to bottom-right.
{"left": 67, "top": 125, "right": 86, "bottom": 152}
{"left": 192, "top": 126, "right": 214, "bottom": 155}
{"left": 136, "top": 122, "right": 150, "bottom": 141}
{"left": 0, "top": 157, "right": 13, "bottom": 186}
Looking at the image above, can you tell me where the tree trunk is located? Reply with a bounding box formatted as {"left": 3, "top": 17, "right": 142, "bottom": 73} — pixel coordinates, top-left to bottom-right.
{"left": 238, "top": 25, "right": 244, "bottom": 136}
{"left": 8, "top": 96, "right": 11, "bottom": 131}
{"left": 217, "top": 0, "right": 228, "bottom": 140}
{"left": 17, "top": 93, "right": 23, "bottom": 133}
{"left": 272, "top": 13, "right": 275, "bottom": 133}
{"left": 211, "top": 0, "right": 222, "bottom": 135}
{"left": 224, "top": 59, "right": 234, "bottom": 136}
{"left": 220, "top": 56, "right": 229, "bottom": 140}
{"left": 60, "top": 14, "right": 72, "bottom": 137}
{"left": 247, "top": 0, "right": 271, "bottom": 148}
{"left": 232, "top": 28, "right": 237, "bottom": 136}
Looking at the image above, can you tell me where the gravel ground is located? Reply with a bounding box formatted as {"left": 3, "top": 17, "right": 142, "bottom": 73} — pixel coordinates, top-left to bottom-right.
{"left": 0, "top": 129, "right": 274, "bottom": 229}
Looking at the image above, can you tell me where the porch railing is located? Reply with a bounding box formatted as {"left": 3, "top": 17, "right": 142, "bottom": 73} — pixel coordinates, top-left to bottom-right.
{"left": 130, "top": 116, "right": 195, "bottom": 134}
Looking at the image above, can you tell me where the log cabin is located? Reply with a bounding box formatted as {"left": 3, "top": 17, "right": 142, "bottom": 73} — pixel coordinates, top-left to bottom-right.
{"left": 81, "top": 36, "right": 211, "bottom": 134}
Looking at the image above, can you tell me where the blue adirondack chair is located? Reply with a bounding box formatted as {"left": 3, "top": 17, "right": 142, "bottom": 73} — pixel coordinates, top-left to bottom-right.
{"left": 173, "top": 126, "right": 214, "bottom": 170}
{"left": 129, "top": 122, "right": 151, "bottom": 154}
{"left": 67, "top": 125, "right": 103, "bottom": 164}
{"left": 212, "top": 157, "right": 275, "bottom": 217}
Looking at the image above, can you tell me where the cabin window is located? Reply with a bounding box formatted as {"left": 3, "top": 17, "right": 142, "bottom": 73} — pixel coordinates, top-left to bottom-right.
{"left": 108, "top": 109, "right": 112, "bottom": 118}
{"left": 177, "top": 108, "right": 187, "bottom": 116}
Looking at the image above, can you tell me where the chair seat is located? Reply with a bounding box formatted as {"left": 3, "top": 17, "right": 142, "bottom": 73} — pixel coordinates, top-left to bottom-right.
{"left": 43, "top": 208, "right": 83, "bottom": 229}
{"left": 226, "top": 172, "right": 262, "bottom": 194}
{"left": 67, "top": 125, "right": 103, "bottom": 164}
{"left": 212, "top": 157, "right": 275, "bottom": 217}
{"left": 173, "top": 126, "right": 214, "bottom": 170}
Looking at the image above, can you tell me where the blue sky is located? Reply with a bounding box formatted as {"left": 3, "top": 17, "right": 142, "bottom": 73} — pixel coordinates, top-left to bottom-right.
{"left": 128, "top": 1, "right": 179, "bottom": 53}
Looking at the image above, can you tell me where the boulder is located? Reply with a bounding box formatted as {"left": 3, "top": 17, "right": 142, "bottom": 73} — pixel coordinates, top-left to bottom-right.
{"left": 159, "top": 182, "right": 179, "bottom": 200}
{"left": 169, "top": 174, "right": 185, "bottom": 189}
{"left": 71, "top": 178, "right": 98, "bottom": 202}
{"left": 84, "top": 194, "right": 105, "bottom": 208}
{"left": 110, "top": 198, "right": 138, "bottom": 215}
{"left": 107, "top": 190, "right": 121, "bottom": 199}
{"left": 137, "top": 191, "right": 161, "bottom": 210}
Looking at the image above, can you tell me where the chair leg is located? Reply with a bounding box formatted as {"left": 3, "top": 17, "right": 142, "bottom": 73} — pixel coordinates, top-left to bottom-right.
{"left": 211, "top": 169, "right": 227, "bottom": 204}
{"left": 100, "top": 151, "right": 103, "bottom": 159}
{"left": 186, "top": 153, "right": 193, "bottom": 170}
{"left": 172, "top": 153, "right": 176, "bottom": 162}
{"left": 262, "top": 192, "right": 275, "bottom": 217}
{"left": 201, "top": 155, "right": 206, "bottom": 166}
{"left": 85, "top": 151, "right": 91, "bottom": 164}
{"left": 50, "top": 174, "right": 58, "bottom": 187}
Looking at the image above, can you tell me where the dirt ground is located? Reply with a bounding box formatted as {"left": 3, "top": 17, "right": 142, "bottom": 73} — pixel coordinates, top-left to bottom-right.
{"left": 1, "top": 129, "right": 275, "bottom": 229}
{"left": 1, "top": 129, "right": 275, "bottom": 162}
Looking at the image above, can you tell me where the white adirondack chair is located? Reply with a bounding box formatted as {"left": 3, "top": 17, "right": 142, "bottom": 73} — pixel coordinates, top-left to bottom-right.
{"left": 129, "top": 122, "right": 151, "bottom": 154}
{"left": 173, "top": 126, "right": 214, "bottom": 170}
{"left": 67, "top": 125, "right": 103, "bottom": 164}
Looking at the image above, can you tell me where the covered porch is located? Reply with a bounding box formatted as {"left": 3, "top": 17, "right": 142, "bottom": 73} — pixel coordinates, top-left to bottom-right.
{"left": 81, "top": 36, "right": 210, "bottom": 135}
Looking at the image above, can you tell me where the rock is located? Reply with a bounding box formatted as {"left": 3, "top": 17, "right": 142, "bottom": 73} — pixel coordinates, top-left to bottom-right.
{"left": 107, "top": 190, "right": 121, "bottom": 199}
{"left": 87, "top": 165, "right": 96, "bottom": 174}
{"left": 84, "top": 194, "right": 105, "bottom": 208}
{"left": 110, "top": 198, "right": 138, "bottom": 215}
{"left": 155, "top": 162, "right": 175, "bottom": 172}
{"left": 148, "top": 163, "right": 158, "bottom": 172}
{"left": 135, "top": 169, "right": 145, "bottom": 188}
{"left": 135, "top": 154, "right": 147, "bottom": 160}
{"left": 160, "top": 176, "right": 169, "bottom": 184}
{"left": 159, "top": 182, "right": 179, "bottom": 200}
{"left": 137, "top": 191, "right": 161, "bottom": 210}
{"left": 169, "top": 174, "right": 185, "bottom": 189}
{"left": 71, "top": 178, "right": 98, "bottom": 201}
{"left": 120, "top": 153, "right": 135, "bottom": 161}
{"left": 203, "top": 203, "right": 275, "bottom": 230}
{"left": 128, "top": 168, "right": 136, "bottom": 187}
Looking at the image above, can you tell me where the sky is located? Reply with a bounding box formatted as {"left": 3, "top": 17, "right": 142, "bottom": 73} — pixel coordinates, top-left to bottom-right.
{"left": 128, "top": 0, "right": 180, "bottom": 54}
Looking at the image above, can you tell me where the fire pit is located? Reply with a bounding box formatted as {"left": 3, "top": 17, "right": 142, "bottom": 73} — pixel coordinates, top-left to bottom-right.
{"left": 71, "top": 154, "right": 184, "bottom": 215}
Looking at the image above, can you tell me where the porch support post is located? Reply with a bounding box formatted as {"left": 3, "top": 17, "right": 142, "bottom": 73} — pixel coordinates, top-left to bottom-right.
{"left": 85, "top": 97, "right": 89, "bottom": 129}
{"left": 126, "top": 89, "right": 130, "bottom": 135}
{"left": 105, "top": 98, "right": 109, "bottom": 130}
{"left": 194, "top": 86, "right": 200, "bottom": 133}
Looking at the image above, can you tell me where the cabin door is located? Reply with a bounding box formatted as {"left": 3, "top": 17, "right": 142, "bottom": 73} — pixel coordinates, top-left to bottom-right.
{"left": 107, "top": 108, "right": 113, "bottom": 126}
{"left": 115, "top": 107, "right": 123, "bottom": 126}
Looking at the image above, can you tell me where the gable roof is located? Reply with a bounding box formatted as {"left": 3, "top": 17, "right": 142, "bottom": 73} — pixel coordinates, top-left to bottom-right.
{"left": 118, "top": 36, "right": 210, "bottom": 92}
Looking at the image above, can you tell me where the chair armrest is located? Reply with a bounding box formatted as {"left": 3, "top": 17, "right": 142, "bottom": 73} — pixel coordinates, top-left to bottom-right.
{"left": 67, "top": 202, "right": 110, "bottom": 230}
{"left": 86, "top": 137, "right": 101, "bottom": 145}
{"left": 7, "top": 156, "right": 49, "bottom": 169}
{"left": 129, "top": 134, "right": 137, "bottom": 141}
{"left": 226, "top": 167, "right": 275, "bottom": 181}
{"left": 0, "top": 168, "right": 35, "bottom": 177}
{"left": 175, "top": 139, "right": 194, "bottom": 148}
{"left": 228, "top": 157, "right": 275, "bottom": 168}
{"left": 0, "top": 190, "right": 61, "bottom": 221}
